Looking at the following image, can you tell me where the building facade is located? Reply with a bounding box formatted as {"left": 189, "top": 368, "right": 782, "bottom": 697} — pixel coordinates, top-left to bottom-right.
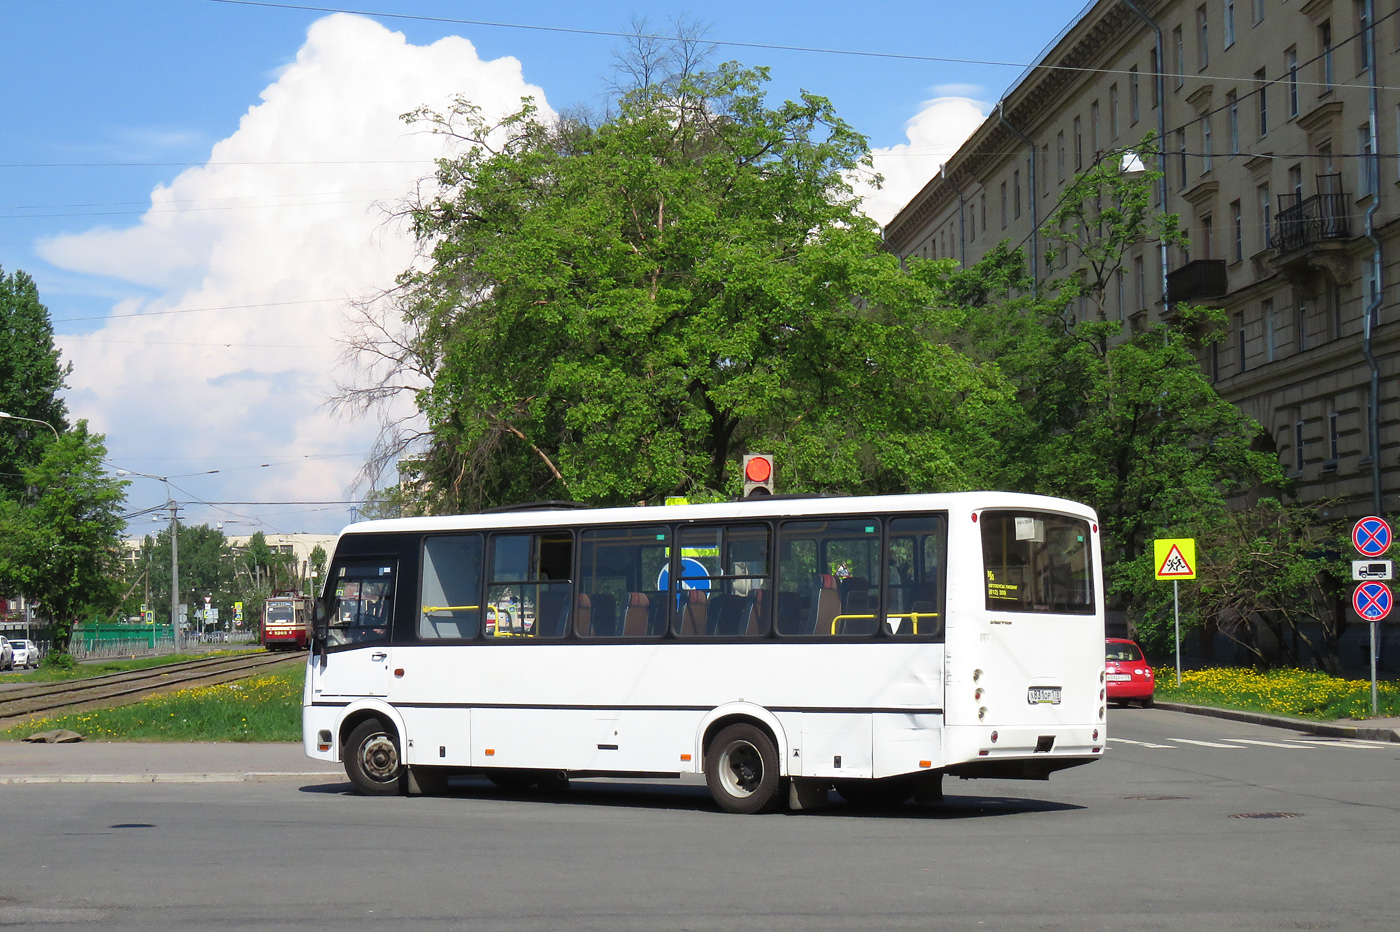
{"left": 886, "top": 0, "right": 1399, "bottom": 520}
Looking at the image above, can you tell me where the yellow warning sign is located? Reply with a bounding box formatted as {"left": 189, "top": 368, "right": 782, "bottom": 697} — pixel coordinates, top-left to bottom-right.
{"left": 1154, "top": 538, "right": 1197, "bottom": 580}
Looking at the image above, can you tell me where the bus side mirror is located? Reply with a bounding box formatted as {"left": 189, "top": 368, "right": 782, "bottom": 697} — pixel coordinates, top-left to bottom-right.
{"left": 312, "top": 599, "right": 329, "bottom": 644}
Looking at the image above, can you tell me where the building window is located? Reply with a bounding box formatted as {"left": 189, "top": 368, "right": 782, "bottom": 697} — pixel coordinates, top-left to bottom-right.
{"left": 1320, "top": 21, "right": 1334, "bottom": 90}
{"left": 980, "top": 194, "right": 986, "bottom": 233}
{"left": 1150, "top": 48, "right": 1161, "bottom": 108}
{"left": 1238, "top": 315, "right": 1248, "bottom": 373}
{"left": 1212, "top": 339, "right": 1220, "bottom": 382}
{"left": 1173, "top": 26, "right": 1185, "bottom": 87}
{"left": 1356, "top": 0, "right": 1371, "bottom": 72}
{"left": 1073, "top": 117, "right": 1083, "bottom": 170}
{"left": 1253, "top": 0, "right": 1265, "bottom": 25}
{"left": 1202, "top": 114, "right": 1213, "bottom": 172}
{"left": 1130, "top": 65, "right": 1141, "bottom": 122}
{"left": 1286, "top": 47, "right": 1298, "bottom": 117}
{"left": 1014, "top": 170, "right": 1022, "bottom": 219}
{"left": 1090, "top": 101, "right": 1100, "bottom": 154}
{"left": 1294, "top": 420, "right": 1305, "bottom": 472}
{"left": 1201, "top": 213, "right": 1214, "bottom": 259}
{"left": 1297, "top": 300, "right": 1309, "bottom": 351}
{"left": 1255, "top": 68, "right": 1268, "bottom": 136}
{"left": 1228, "top": 91, "right": 1239, "bottom": 154}
{"left": 1231, "top": 199, "right": 1243, "bottom": 261}
{"left": 1328, "top": 407, "right": 1339, "bottom": 461}
{"left": 1000, "top": 181, "right": 1008, "bottom": 229}
{"left": 1264, "top": 299, "right": 1276, "bottom": 361}
{"left": 1041, "top": 145, "right": 1050, "bottom": 194}
{"left": 1197, "top": 6, "right": 1209, "bottom": 71}
{"left": 1257, "top": 182, "right": 1271, "bottom": 249}
{"left": 1177, "top": 130, "right": 1188, "bottom": 189}
{"left": 1367, "top": 256, "right": 1381, "bottom": 327}
{"left": 968, "top": 206, "right": 975, "bottom": 242}
{"left": 1109, "top": 84, "right": 1119, "bottom": 138}
{"left": 1329, "top": 281, "right": 1343, "bottom": 339}
{"left": 1225, "top": 0, "right": 1236, "bottom": 48}
{"left": 1057, "top": 131, "right": 1066, "bottom": 181}
{"left": 1117, "top": 269, "right": 1125, "bottom": 321}
{"left": 1359, "top": 122, "right": 1375, "bottom": 196}
{"left": 1134, "top": 255, "right": 1146, "bottom": 310}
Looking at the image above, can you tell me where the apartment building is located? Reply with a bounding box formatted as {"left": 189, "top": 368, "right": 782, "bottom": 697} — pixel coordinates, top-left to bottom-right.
{"left": 886, "top": 0, "right": 1399, "bottom": 519}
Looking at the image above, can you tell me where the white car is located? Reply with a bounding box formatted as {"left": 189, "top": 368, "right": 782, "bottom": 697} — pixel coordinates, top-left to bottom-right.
{"left": 8, "top": 639, "right": 37, "bottom": 669}
{"left": 0, "top": 637, "right": 11, "bottom": 671}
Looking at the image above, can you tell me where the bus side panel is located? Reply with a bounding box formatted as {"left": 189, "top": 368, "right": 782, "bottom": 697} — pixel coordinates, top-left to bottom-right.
{"left": 471, "top": 708, "right": 595, "bottom": 770}
{"left": 872, "top": 713, "right": 943, "bottom": 779}
{"left": 402, "top": 707, "right": 472, "bottom": 766}
{"left": 800, "top": 713, "right": 873, "bottom": 779}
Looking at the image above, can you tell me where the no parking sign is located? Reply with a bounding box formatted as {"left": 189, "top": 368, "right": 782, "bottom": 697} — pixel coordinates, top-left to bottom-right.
{"left": 1352, "top": 581, "right": 1394, "bottom": 622}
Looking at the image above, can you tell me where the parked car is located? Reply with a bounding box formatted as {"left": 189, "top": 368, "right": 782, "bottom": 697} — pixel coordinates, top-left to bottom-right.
{"left": 0, "top": 637, "right": 11, "bottom": 671}
{"left": 1105, "top": 637, "right": 1155, "bottom": 707}
{"left": 8, "top": 639, "right": 37, "bottom": 669}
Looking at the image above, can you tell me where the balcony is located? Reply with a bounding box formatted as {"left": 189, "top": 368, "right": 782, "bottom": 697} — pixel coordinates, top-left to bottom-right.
{"left": 1272, "top": 179, "right": 1350, "bottom": 254}
{"left": 1166, "top": 259, "right": 1229, "bottom": 304}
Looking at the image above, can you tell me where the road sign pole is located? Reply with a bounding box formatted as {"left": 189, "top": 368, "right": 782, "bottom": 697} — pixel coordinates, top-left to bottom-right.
{"left": 1371, "top": 623, "right": 1380, "bottom": 717}
{"left": 1174, "top": 580, "right": 1181, "bottom": 687}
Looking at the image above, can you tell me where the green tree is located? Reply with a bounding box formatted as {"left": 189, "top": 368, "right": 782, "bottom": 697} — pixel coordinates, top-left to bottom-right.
{"left": 0, "top": 422, "right": 127, "bottom": 653}
{"left": 124, "top": 524, "right": 239, "bottom": 628}
{"left": 341, "top": 62, "right": 1007, "bottom": 510}
{"left": 0, "top": 267, "right": 70, "bottom": 499}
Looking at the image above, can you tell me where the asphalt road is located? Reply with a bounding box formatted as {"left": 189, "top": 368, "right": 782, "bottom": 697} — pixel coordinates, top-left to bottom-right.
{"left": 2, "top": 709, "right": 1397, "bottom": 931}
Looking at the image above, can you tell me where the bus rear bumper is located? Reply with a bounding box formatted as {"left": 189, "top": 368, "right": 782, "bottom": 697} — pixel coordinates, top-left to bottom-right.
{"left": 943, "top": 724, "right": 1104, "bottom": 779}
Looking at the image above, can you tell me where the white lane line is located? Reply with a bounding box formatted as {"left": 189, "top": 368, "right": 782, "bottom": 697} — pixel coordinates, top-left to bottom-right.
{"left": 1222, "top": 738, "right": 1316, "bottom": 749}
{"left": 1295, "top": 739, "right": 1388, "bottom": 749}
{"left": 1108, "top": 737, "right": 1175, "bottom": 748}
{"left": 1169, "top": 738, "right": 1244, "bottom": 749}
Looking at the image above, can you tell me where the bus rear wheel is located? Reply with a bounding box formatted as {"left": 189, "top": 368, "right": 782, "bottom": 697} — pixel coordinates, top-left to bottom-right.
{"left": 705, "top": 723, "right": 783, "bottom": 814}
{"left": 345, "top": 719, "right": 405, "bottom": 796}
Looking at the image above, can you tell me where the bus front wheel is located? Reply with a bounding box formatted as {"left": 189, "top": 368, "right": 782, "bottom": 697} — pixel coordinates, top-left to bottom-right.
{"left": 345, "top": 719, "right": 405, "bottom": 796}
{"left": 705, "top": 723, "right": 783, "bottom": 814}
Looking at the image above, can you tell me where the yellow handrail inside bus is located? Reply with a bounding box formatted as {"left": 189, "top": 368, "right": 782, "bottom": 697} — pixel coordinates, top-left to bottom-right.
{"left": 883, "top": 612, "right": 941, "bottom": 634}
{"left": 830, "top": 613, "right": 876, "bottom": 634}
{"left": 421, "top": 605, "right": 480, "bottom": 614}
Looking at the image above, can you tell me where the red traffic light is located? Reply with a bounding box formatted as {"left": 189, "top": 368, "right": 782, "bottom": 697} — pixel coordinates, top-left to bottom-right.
{"left": 744, "top": 456, "right": 772, "bottom": 483}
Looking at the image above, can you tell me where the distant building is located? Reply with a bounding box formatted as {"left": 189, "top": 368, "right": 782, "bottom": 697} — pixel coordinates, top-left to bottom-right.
{"left": 886, "top": 0, "right": 1397, "bottom": 519}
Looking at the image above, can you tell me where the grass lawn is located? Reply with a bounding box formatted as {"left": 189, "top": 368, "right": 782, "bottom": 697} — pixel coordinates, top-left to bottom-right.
{"left": 0, "top": 663, "right": 304, "bottom": 742}
{"left": 1154, "top": 665, "right": 1400, "bottom": 720}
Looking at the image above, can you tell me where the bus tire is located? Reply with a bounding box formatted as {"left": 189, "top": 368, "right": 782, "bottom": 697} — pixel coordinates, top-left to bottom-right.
{"left": 705, "top": 723, "right": 783, "bottom": 814}
{"left": 344, "top": 719, "right": 405, "bottom": 796}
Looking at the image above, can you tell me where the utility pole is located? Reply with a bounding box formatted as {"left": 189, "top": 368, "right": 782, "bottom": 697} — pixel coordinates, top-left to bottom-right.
{"left": 169, "top": 499, "right": 182, "bottom": 653}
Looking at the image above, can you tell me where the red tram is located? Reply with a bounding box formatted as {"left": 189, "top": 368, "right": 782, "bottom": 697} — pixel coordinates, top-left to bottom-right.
{"left": 262, "top": 593, "right": 312, "bottom": 650}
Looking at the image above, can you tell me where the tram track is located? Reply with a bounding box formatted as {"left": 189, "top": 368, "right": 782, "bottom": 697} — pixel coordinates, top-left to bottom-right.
{"left": 0, "top": 652, "right": 303, "bottom": 724}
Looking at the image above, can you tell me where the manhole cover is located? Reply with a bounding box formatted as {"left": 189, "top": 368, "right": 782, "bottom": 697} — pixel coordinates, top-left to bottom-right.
{"left": 1123, "top": 795, "right": 1188, "bottom": 800}
{"left": 1229, "top": 812, "right": 1303, "bottom": 819}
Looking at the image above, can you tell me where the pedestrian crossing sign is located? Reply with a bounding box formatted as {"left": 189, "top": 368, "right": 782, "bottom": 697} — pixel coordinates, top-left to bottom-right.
{"left": 1154, "top": 538, "right": 1197, "bottom": 580}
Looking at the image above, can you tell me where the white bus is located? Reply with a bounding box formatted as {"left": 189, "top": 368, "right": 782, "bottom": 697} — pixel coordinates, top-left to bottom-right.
{"left": 304, "top": 492, "right": 1106, "bottom": 812}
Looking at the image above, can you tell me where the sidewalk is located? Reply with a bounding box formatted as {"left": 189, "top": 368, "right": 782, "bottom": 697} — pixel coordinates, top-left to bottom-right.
{"left": 0, "top": 741, "right": 345, "bottom": 785}
{"left": 1154, "top": 701, "right": 1400, "bottom": 742}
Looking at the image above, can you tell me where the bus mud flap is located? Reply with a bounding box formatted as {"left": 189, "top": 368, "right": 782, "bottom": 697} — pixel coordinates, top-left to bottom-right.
{"left": 789, "top": 778, "right": 830, "bottom": 811}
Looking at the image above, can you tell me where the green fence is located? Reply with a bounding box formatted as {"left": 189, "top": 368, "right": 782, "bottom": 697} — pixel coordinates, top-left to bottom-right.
{"left": 73, "top": 623, "right": 174, "bottom": 652}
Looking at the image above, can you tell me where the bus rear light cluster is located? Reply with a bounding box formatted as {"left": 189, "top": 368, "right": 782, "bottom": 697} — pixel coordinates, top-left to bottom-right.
{"left": 1097, "top": 706, "right": 1105, "bottom": 720}
{"left": 989, "top": 731, "right": 998, "bottom": 743}
{"left": 978, "top": 706, "right": 987, "bottom": 721}
{"left": 1099, "top": 688, "right": 1105, "bottom": 700}
{"left": 1092, "top": 729, "right": 1099, "bottom": 741}
{"left": 973, "top": 669, "right": 983, "bottom": 683}
{"left": 974, "top": 688, "right": 984, "bottom": 701}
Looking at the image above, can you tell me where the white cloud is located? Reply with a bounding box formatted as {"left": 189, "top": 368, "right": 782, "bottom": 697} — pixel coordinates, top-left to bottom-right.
{"left": 47, "top": 14, "right": 550, "bottom": 532}
{"left": 855, "top": 96, "right": 989, "bottom": 229}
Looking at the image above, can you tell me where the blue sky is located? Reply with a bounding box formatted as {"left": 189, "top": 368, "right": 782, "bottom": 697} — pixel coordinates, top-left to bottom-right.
{"left": 1, "top": 0, "right": 1088, "bottom": 534}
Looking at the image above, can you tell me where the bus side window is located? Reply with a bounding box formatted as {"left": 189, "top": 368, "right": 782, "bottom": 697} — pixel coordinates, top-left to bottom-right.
{"left": 885, "top": 515, "right": 947, "bottom": 638}
{"left": 419, "top": 535, "right": 483, "bottom": 640}
{"left": 576, "top": 526, "right": 668, "bottom": 638}
{"left": 486, "top": 533, "right": 573, "bottom": 639}
{"left": 670, "top": 525, "right": 771, "bottom": 638}
{"left": 776, "top": 519, "right": 881, "bottom": 637}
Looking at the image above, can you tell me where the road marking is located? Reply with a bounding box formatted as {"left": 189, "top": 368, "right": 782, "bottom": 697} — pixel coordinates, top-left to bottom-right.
{"left": 1294, "top": 738, "right": 1389, "bottom": 749}
{"left": 1108, "top": 737, "right": 1175, "bottom": 748}
{"left": 1223, "top": 738, "right": 1317, "bottom": 749}
{"left": 1169, "top": 738, "right": 1244, "bottom": 749}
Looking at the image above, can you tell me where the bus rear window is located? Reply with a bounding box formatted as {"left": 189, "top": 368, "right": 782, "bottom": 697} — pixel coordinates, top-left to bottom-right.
{"left": 981, "top": 511, "right": 1094, "bottom": 614}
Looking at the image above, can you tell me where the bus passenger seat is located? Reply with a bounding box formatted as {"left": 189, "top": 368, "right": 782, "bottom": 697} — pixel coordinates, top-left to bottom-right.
{"left": 679, "top": 589, "right": 709, "bottom": 637}
{"left": 742, "top": 588, "right": 767, "bottom": 637}
{"left": 620, "top": 592, "right": 650, "bottom": 637}
{"left": 707, "top": 593, "right": 747, "bottom": 637}
{"left": 573, "top": 593, "right": 592, "bottom": 638}
{"left": 811, "top": 574, "right": 841, "bottom": 636}
{"left": 588, "top": 592, "right": 617, "bottom": 637}
{"left": 535, "top": 587, "right": 570, "bottom": 638}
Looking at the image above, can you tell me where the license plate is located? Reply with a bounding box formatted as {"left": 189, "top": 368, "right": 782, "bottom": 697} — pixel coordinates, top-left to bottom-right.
{"left": 1028, "top": 686, "right": 1062, "bottom": 705}
{"left": 1106, "top": 673, "right": 1131, "bottom": 682}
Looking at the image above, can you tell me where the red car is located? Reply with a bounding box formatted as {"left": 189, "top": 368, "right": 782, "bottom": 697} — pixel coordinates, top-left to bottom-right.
{"left": 1105, "top": 638, "right": 1154, "bottom": 707}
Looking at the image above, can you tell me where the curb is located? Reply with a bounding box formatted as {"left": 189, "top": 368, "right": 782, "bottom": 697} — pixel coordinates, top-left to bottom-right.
{"left": 0, "top": 771, "right": 340, "bottom": 785}
{"left": 1155, "top": 701, "right": 1400, "bottom": 743}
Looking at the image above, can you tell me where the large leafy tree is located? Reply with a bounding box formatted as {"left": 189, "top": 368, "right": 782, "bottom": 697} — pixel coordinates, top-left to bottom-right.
{"left": 123, "top": 524, "right": 240, "bottom": 628}
{"left": 0, "top": 267, "right": 70, "bottom": 499}
{"left": 342, "top": 62, "right": 1007, "bottom": 510}
{"left": 0, "top": 423, "right": 127, "bottom": 653}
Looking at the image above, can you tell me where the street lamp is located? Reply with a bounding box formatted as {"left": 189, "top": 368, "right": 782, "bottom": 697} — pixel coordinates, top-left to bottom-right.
{"left": 0, "top": 411, "right": 60, "bottom": 442}
{"left": 119, "top": 469, "right": 182, "bottom": 653}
